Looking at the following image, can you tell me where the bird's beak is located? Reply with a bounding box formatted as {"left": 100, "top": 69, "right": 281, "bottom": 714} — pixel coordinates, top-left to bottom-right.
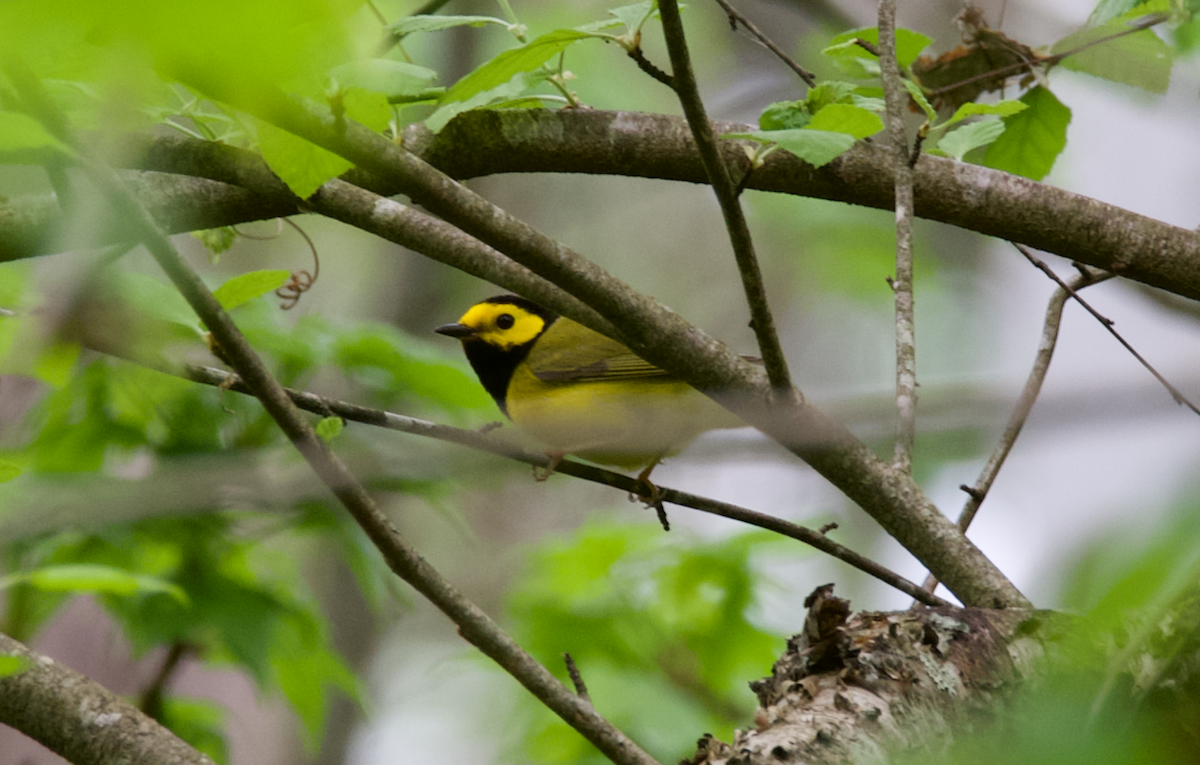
{"left": 434, "top": 322, "right": 478, "bottom": 339}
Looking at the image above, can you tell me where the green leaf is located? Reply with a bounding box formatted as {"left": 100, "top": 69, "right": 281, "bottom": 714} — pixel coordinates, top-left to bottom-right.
{"left": 823, "top": 27, "right": 933, "bottom": 74}
{"left": 936, "top": 119, "right": 1008, "bottom": 160}
{"left": 257, "top": 119, "right": 352, "bottom": 199}
{"left": 340, "top": 88, "right": 392, "bottom": 133}
{"left": 945, "top": 99, "right": 1028, "bottom": 127}
{"left": 212, "top": 270, "right": 291, "bottom": 311}
{"left": 0, "top": 111, "right": 70, "bottom": 155}
{"left": 606, "top": 1, "right": 657, "bottom": 35}
{"left": 758, "top": 101, "right": 809, "bottom": 130}
{"left": 0, "top": 655, "right": 31, "bottom": 678}
{"left": 438, "top": 29, "right": 595, "bottom": 107}
{"left": 983, "top": 86, "right": 1071, "bottom": 181}
{"left": 903, "top": 79, "right": 936, "bottom": 122}
{"left": 328, "top": 60, "right": 438, "bottom": 99}
{"left": 0, "top": 563, "right": 188, "bottom": 604}
{"left": 426, "top": 70, "right": 547, "bottom": 133}
{"left": 0, "top": 459, "right": 22, "bottom": 483}
{"left": 726, "top": 129, "right": 857, "bottom": 168}
{"left": 161, "top": 697, "right": 229, "bottom": 764}
{"left": 315, "top": 416, "right": 344, "bottom": 442}
{"left": 32, "top": 342, "right": 80, "bottom": 389}
{"left": 1053, "top": 19, "right": 1172, "bottom": 93}
{"left": 387, "top": 14, "right": 512, "bottom": 38}
{"left": 1088, "top": 0, "right": 1156, "bottom": 26}
{"left": 806, "top": 103, "right": 884, "bottom": 139}
{"left": 192, "top": 226, "right": 238, "bottom": 258}
{"left": 804, "top": 81, "right": 859, "bottom": 112}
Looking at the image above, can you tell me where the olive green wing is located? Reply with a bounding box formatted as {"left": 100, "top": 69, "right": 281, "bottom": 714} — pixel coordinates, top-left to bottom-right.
{"left": 526, "top": 318, "right": 674, "bottom": 382}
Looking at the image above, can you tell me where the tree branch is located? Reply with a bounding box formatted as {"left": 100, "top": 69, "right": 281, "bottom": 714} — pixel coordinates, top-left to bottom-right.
{"left": 5, "top": 107, "right": 1030, "bottom": 607}
{"left": 79, "top": 307, "right": 949, "bottom": 607}
{"left": 6, "top": 111, "right": 1200, "bottom": 305}
{"left": 13, "top": 80, "right": 662, "bottom": 763}
{"left": 877, "top": 0, "right": 918, "bottom": 474}
{"left": 658, "top": 0, "right": 794, "bottom": 393}
{"left": 0, "top": 631, "right": 214, "bottom": 765}
{"left": 919, "top": 268, "right": 1109, "bottom": 598}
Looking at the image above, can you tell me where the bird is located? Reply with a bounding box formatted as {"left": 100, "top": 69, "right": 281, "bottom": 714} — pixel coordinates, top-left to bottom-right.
{"left": 435, "top": 294, "right": 744, "bottom": 494}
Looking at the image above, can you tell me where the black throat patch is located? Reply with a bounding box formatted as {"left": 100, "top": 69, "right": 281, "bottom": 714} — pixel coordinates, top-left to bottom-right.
{"left": 462, "top": 316, "right": 557, "bottom": 416}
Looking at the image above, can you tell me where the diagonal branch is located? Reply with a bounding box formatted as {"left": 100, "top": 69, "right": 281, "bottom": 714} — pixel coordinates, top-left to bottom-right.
{"left": 919, "top": 268, "right": 1110, "bottom": 599}
{"left": 5, "top": 68, "right": 662, "bottom": 765}
{"left": 658, "top": 0, "right": 794, "bottom": 394}
{"left": 1015, "top": 244, "right": 1200, "bottom": 416}
{"left": 0, "top": 631, "right": 214, "bottom": 765}
{"left": 167, "top": 366, "right": 950, "bottom": 608}
{"left": 7, "top": 112, "right": 1200, "bottom": 307}
{"left": 13, "top": 93, "right": 1030, "bottom": 607}
{"left": 712, "top": 0, "right": 816, "bottom": 87}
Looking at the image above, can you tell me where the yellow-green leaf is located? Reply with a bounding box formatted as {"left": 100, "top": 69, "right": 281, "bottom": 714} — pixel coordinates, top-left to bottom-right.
{"left": 257, "top": 119, "right": 352, "bottom": 199}
{"left": 213, "top": 270, "right": 291, "bottom": 311}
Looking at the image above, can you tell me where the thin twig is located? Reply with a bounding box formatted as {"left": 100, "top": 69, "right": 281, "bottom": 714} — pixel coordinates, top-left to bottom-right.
{"left": 878, "top": 0, "right": 918, "bottom": 474}
{"left": 922, "top": 12, "right": 1169, "bottom": 100}
{"left": 173, "top": 77, "right": 1030, "bottom": 609}
{"left": 4, "top": 64, "right": 663, "bottom": 765}
{"left": 711, "top": 0, "right": 816, "bottom": 87}
{"left": 1014, "top": 243, "right": 1200, "bottom": 416}
{"left": 564, "top": 654, "right": 591, "bottom": 702}
{"left": 139, "top": 641, "right": 190, "bottom": 721}
{"left": 917, "top": 268, "right": 1109, "bottom": 601}
{"left": 657, "top": 0, "right": 794, "bottom": 395}
{"left": 101, "top": 352, "right": 948, "bottom": 607}
{"left": 627, "top": 46, "right": 674, "bottom": 88}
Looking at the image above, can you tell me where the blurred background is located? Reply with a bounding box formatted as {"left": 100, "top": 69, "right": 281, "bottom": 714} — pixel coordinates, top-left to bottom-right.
{"left": 1, "top": 0, "right": 1199, "bottom": 763}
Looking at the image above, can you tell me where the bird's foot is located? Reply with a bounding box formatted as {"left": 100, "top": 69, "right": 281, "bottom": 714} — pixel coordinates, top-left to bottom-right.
{"left": 627, "top": 460, "right": 669, "bottom": 530}
{"left": 533, "top": 452, "right": 565, "bottom": 482}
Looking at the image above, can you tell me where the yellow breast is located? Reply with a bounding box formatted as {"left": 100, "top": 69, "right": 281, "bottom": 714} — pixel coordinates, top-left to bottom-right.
{"left": 505, "top": 361, "right": 740, "bottom": 470}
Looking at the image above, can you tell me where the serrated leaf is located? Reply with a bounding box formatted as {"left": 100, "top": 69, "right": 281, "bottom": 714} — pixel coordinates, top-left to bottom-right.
{"left": 328, "top": 60, "right": 438, "bottom": 99}
{"left": 945, "top": 99, "right": 1028, "bottom": 127}
{"left": 257, "top": 119, "right": 352, "bottom": 199}
{"left": 0, "top": 459, "right": 22, "bottom": 483}
{"left": 1053, "top": 20, "right": 1172, "bottom": 93}
{"left": 388, "top": 14, "right": 511, "bottom": 37}
{"left": 727, "top": 129, "right": 857, "bottom": 168}
{"left": 315, "top": 416, "right": 344, "bottom": 442}
{"left": 0, "top": 564, "right": 188, "bottom": 604}
{"left": 937, "top": 119, "right": 1008, "bottom": 159}
{"left": 0, "top": 111, "right": 71, "bottom": 155}
{"left": 807, "top": 103, "right": 884, "bottom": 139}
{"left": 983, "top": 86, "right": 1071, "bottom": 181}
{"left": 438, "top": 29, "right": 595, "bottom": 107}
{"left": 212, "top": 270, "right": 291, "bottom": 311}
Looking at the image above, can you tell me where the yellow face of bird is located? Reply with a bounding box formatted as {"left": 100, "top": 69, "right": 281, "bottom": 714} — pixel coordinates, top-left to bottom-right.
{"left": 454, "top": 300, "right": 548, "bottom": 350}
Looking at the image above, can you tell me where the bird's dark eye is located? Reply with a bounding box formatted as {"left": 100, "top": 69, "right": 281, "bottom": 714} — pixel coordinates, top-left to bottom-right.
{"left": 496, "top": 313, "right": 515, "bottom": 330}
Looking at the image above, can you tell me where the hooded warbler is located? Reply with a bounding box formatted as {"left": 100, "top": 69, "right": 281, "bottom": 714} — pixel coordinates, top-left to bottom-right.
{"left": 435, "top": 295, "right": 743, "bottom": 484}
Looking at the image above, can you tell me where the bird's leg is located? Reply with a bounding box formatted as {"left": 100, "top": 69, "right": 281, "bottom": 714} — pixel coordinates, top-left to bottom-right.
{"left": 628, "top": 458, "right": 669, "bottom": 530}
{"left": 533, "top": 451, "right": 565, "bottom": 482}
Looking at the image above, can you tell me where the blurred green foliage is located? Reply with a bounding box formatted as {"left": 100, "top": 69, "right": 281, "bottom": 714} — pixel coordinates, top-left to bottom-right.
{"left": 1, "top": 0, "right": 1199, "bottom": 762}
{"left": 503, "top": 519, "right": 792, "bottom": 764}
